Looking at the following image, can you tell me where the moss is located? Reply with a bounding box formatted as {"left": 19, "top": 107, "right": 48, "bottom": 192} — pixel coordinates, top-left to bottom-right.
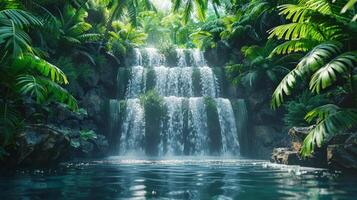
{"left": 204, "top": 97, "right": 222, "bottom": 155}
{"left": 159, "top": 44, "right": 176, "bottom": 67}
{"left": 106, "top": 99, "right": 126, "bottom": 154}
{"left": 192, "top": 68, "right": 201, "bottom": 96}
{"left": 182, "top": 98, "right": 190, "bottom": 155}
{"left": 145, "top": 68, "right": 156, "bottom": 92}
{"left": 140, "top": 90, "right": 166, "bottom": 156}
{"left": 117, "top": 68, "right": 131, "bottom": 99}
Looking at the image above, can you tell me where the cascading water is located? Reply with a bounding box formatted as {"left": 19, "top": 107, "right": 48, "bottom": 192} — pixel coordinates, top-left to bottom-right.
{"left": 191, "top": 49, "right": 206, "bottom": 67}
{"left": 119, "top": 99, "right": 145, "bottom": 154}
{"left": 215, "top": 98, "right": 240, "bottom": 154}
{"left": 126, "top": 66, "right": 146, "bottom": 98}
{"left": 145, "top": 48, "right": 165, "bottom": 66}
{"left": 160, "top": 97, "right": 185, "bottom": 155}
{"left": 200, "top": 66, "right": 219, "bottom": 97}
{"left": 188, "top": 97, "right": 208, "bottom": 155}
{"left": 176, "top": 49, "right": 187, "bottom": 67}
{"left": 112, "top": 48, "right": 246, "bottom": 156}
{"left": 133, "top": 48, "right": 142, "bottom": 66}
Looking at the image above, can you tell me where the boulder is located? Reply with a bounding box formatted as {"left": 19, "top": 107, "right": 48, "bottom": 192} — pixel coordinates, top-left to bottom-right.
{"left": 271, "top": 147, "right": 327, "bottom": 168}
{"left": 327, "top": 133, "right": 357, "bottom": 170}
{"left": 71, "top": 134, "right": 109, "bottom": 158}
{"left": 288, "top": 126, "right": 313, "bottom": 151}
{"left": 16, "top": 124, "right": 72, "bottom": 167}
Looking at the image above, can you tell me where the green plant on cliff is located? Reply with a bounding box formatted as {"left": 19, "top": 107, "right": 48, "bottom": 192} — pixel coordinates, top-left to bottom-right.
{"left": 226, "top": 40, "right": 292, "bottom": 91}
{"left": 270, "top": 0, "right": 357, "bottom": 157}
{"left": 140, "top": 90, "right": 166, "bottom": 156}
{"left": 204, "top": 97, "right": 222, "bottom": 154}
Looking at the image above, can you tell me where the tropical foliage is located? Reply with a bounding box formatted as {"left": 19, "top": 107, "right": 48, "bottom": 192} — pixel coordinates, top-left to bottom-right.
{"left": 1, "top": 0, "right": 357, "bottom": 162}
{"left": 269, "top": 0, "right": 357, "bottom": 156}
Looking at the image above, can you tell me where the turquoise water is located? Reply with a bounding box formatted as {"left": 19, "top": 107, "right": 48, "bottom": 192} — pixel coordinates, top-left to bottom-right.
{"left": 1, "top": 157, "right": 356, "bottom": 199}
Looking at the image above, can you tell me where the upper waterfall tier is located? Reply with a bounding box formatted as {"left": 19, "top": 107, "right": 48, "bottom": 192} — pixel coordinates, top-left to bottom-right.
{"left": 131, "top": 48, "right": 207, "bottom": 68}
{"left": 120, "top": 48, "right": 221, "bottom": 98}
{"left": 122, "top": 66, "right": 220, "bottom": 98}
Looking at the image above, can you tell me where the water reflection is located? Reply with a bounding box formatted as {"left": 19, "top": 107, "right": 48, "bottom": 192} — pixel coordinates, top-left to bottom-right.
{"left": 0, "top": 158, "right": 356, "bottom": 199}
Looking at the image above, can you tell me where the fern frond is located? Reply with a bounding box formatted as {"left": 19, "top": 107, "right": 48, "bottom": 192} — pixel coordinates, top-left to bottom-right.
{"left": 268, "top": 22, "right": 326, "bottom": 41}
{"left": 13, "top": 55, "right": 69, "bottom": 84}
{"left": 309, "top": 52, "right": 357, "bottom": 93}
{"left": 0, "top": 20, "right": 32, "bottom": 56}
{"left": 40, "top": 77, "right": 78, "bottom": 111}
{"left": 341, "top": 0, "right": 357, "bottom": 13}
{"left": 271, "top": 42, "right": 342, "bottom": 108}
{"left": 16, "top": 74, "right": 47, "bottom": 103}
{"left": 271, "top": 39, "right": 319, "bottom": 55}
{"left": 301, "top": 104, "right": 357, "bottom": 156}
{"left": 0, "top": 9, "right": 42, "bottom": 28}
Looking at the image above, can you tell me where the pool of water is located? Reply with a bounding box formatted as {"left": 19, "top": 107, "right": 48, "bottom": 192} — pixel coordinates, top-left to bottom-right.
{"left": 0, "top": 157, "right": 356, "bottom": 199}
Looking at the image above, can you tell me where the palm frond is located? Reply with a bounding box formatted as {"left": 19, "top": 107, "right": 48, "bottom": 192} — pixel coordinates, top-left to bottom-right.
{"left": 270, "top": 39, "right": 319, "bottom": 55}
{"left": 13, "top": 55, "right": 69, "bottom": 85}
{"left": 271, "top": 42, "right": 342, "bottom": 108}
{"left": 268, "top": 22, "right": 326, "bottom": 41}
{"left": 309, "top": 52, "right": 357, "bottom": 93}
{"left": 0, "top": 9, "right": 42, "bottom": 27}
{"left": 16, "top": 74, "right": 47, "bottom": 103}
{"left": 16, "top": 75, "right": 78, "bottom": 111}
{"left": 341, "top": 0, "right": 357, "bottom": 13}
{"left": 301, "top": 104, "right": 357, "bottom": 156}
{"left": 40, "top": 77, "right": 78, "bottom": 111}
{"left": 0, "top": 20, "right": 33, "bottom": 57}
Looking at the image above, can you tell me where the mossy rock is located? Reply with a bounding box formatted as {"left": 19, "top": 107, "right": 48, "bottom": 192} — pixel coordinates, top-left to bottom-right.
{"left": 117, "top": 68, "right": 131, "bottom": 99}
{"left": 140, "top": 90, "right": 166, "bottom": 156}
{"left": 192, "top": 68, "right": 201, "bottom": 96}
{"left": 204, "top": 97, "right": 222, "bottom": 155}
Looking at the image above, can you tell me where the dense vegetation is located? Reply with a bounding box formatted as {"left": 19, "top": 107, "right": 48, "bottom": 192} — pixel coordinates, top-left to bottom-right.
{"left": 0, "top": 0, "right": 356, "bottom": 163}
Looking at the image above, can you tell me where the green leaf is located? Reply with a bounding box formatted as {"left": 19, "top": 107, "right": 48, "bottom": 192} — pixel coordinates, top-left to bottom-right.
{"left": 301, "top": 104, "right": 357, "bottom": 157}
{"left": 271, "top": 42, "right": 342, "bottom": 108}
{"left": 80, "top": 130, "right": 97, "bottom": 141}
{"left": 309, "top": 52, "right": 357, "bottom": 93}
{"left": 13, "top": 55, "right": 69, "bottom": 85}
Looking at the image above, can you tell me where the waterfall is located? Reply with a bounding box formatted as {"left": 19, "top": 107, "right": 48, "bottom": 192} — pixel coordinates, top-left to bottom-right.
{"left": 144, "top": 48, "right": 165, "bottom": 66}
{"left": 191, "top": 49, "right": 206, "bottom": 67}
{"left": 215, "top": 98, "right": 240, "bottom": 154}
{"left": 111, "top": 47, "right": 245, "bottom": 156}
{"left": 134, "top": 48, "right": 142, "bottom": 66}
{"left": 126, "top": 66, "right": 146, "bottom": 98}
{"left": 188, "top": 97, "right": 208, "bottom": 155}
{"left": 160, "top": 97, "right": 185, "bottom": 155}
{"left": 120, "top": 99, "right": 145, "bottom": 155}
{"left": 180, "top": 67, "right": 193, "bottom": 97}
{"left": 200, "top": 66, "right": 219, "bottom": 97}
{"left": 176, "top": 49, "right": 187, "bottom": 67}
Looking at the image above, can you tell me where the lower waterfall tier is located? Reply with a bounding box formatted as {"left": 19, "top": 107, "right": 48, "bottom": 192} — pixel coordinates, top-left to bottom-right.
{"left": 108, "top": 96, "right": 247, "bottom": 156}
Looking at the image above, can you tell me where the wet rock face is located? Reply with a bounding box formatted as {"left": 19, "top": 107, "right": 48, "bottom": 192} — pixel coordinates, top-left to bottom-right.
{"left": 327, "top": 133, "right": 357, "bottom": 170}
{"left": 13, "top": 124, "right": 110, "bottom": 168}
{"left": 16, "top": 125, "right": 71, "bottom": 167}
{"left": 251, "top": 125, "right": 289, "bottom": 158}
{"left": 288, "top": 126, "right": 313, "bottom": 151}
